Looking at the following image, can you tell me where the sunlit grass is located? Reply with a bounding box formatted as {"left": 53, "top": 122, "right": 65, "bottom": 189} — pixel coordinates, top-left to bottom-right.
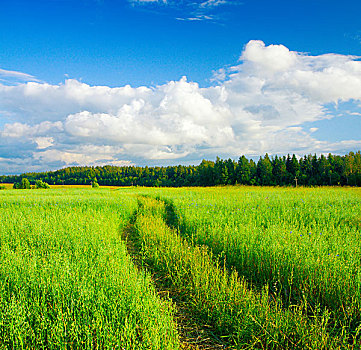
{"left": 153, "top": 186, "right": 361, "bottom": 342}
{"left": 0, "top": 188, "right": 179, "bottom": 349}
{"left": 1, "top": 185, "right": 360, "bottom": 348}
{"left": 134, "top": 196, "right": 344, "bottom": 349}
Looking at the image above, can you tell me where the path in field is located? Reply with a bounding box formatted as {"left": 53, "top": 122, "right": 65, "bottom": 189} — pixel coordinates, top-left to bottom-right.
{"left": 157, "top": 190, "right": 361, "bottom": 345}
{"left": 121, "top": 207, "right": 228, "bottom": 350}
{"left": 120, "top": 195, "right": 348, "bottom": 350}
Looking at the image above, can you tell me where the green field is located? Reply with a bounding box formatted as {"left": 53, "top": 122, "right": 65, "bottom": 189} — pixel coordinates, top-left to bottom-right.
{"left": 0, "top": 186, "right": 360, "bottom": 349}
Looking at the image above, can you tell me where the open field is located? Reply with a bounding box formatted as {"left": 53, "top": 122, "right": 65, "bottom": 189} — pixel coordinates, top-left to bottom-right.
{"left": 0, "top": 188, "right": 178, "bottom": 349}
{"left": 0, "top": 186, "right": 360, "bottom": 349}
{"left": 152, "top": 187, "right": 361, "bottom": 335}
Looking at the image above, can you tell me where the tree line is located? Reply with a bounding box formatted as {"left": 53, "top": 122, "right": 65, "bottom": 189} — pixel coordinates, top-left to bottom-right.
{"left": 12, "top": 179, "right": 50, "bottom": 189}
{"left": 1, "top": 151, "right": 361, "bottom": 187}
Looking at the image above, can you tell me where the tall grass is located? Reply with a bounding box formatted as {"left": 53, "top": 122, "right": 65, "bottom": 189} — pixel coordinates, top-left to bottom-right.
{"left": 154, "top": 186, "right": 361, "bottom": 342}
{"left": 134, "top": 196, "right": 346, "bottom": 349}
{"left": 0, "top": 189, "right": 179, "bottom": 349}
{"left": 2, "top": 185, "right": 360, "bottom": 348}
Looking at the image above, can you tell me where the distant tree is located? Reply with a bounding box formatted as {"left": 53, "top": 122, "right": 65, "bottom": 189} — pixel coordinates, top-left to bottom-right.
{"left": 285, "top": 154, "right": 300, "bottom": 184}
{"left": 257, "top": 154, "right": 273, "bottom": 185}
{"left": 311, "top": 154, "right": 320, "bottom": 184}
{"left": 92, "top": 178, "right": 100, "bottom": 188}
{"left": 13, "top": 178, "right": 31, "bottom": 189}
{"left": 291, "top": 154, "right": 300, "bottom": 176}
{"left": 225, "top": 158, "right": 237, "bottom": 184}
{"left": 21, "top": 178, "right": 31, "bottom": 189}
{"left": 214, "top": 157, "right": 223, "bottom": 185}
{"left": 249, "top": 159, "right": 258, "bottom": 185}
{"left": 300, "top": 155, "right": 312, "bottom": 185}
{"left": 198, "top": 160, "right": 216, "bottom": 186}
{"left": 354, "top": 151, "right": 361, "bottom": 186}
{"left": 35, "top": 180, "right": 50, "bottom": 189}
{"left": 237, "top": 155, "right": 251, "bottom": 185}
{"left": 3, "top": 151, "right": 361, "bottom": 188}
{"left": 220, "top": 166, "right": 229, "bottom": 185}
{"left": 272, "top": 155, "right": 287, "bottom": 185}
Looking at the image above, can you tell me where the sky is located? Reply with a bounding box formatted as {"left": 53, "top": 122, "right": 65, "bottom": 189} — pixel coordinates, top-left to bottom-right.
{"left": 1, "top": 0, "right": 361, "bottom": 174}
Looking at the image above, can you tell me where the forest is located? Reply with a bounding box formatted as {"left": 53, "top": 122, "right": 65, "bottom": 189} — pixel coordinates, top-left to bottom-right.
{"left": 1, "top": 151, "right": 361, "bottom": 187}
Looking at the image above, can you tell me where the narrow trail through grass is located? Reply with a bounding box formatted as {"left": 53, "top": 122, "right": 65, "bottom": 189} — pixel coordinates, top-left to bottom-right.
{"left": 2, "top": 187, "right": 359, "bottom": 348}
{"left": 125, "top": 195, "right": 349, "bottom": 349}
{"left": 154, "top": 189, "right": 361, "bottom": 346}
{"left": 121, "top": 206, "right": 228, "bottom": 349}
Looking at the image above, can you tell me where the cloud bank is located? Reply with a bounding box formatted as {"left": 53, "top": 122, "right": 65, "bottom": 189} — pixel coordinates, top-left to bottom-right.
{"left": 1, "top": 40, "right": 361, "bottom": 174}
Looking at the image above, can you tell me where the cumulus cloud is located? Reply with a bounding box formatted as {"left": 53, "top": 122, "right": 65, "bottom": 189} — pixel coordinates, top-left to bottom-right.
{"left": 240, "top": 40, "right": 298, "bottom": 73}
{"left": 34, "top": 137, "right": 55, "bottom": 150}
{"left": 32, "top": 147, "right": 131, "bottom": 167}
{"left": 2, "top": 121, "right": 63, "bottom": 138}
{"left": 237, "top": 40, "right": 361, "bottom": 103}
{"left": 1, "top": 40, "right": 361, "bottom": 174}
{"left": 0, "top": 80, "right": 151, "bottom": 124}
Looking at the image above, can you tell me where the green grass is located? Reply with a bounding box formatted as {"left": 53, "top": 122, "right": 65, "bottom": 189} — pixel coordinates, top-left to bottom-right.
{"left": 1, "top": 186, "right": 361, "bottom": 349}
{"left": 0, "top": 188, "right": 179, "bottom": 349}
{"left": 153, "top": 186, "right": 361, "bottom": 343}
{"left": 134, "top": 196, "right": 346, "bottom": 349}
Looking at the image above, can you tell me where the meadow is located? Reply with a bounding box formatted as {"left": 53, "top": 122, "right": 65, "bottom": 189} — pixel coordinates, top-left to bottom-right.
{"left": 0, "top": 185, "right": 360, "bottom": 349}
{"left": 0, "top": 188, "right": 178, "bottom": 349}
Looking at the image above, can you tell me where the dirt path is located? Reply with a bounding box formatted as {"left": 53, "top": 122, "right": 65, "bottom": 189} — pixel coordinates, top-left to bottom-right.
{"left": 121, "top": 210, "right": 230, "bottom": 350}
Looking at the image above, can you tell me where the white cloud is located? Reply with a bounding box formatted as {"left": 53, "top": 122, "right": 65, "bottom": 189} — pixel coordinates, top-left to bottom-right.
{"left": 0, "top": 80, "right": 151, "bottom": 123}
{"left": 177, "top": 15, "right": 214, "bottom": 21}
{"left": 240, "top": 40, "right": 297, "bottom": 73}
{"left": 0, "top": 68, "right": 38, "bottom": 82}
{"left": 238, "top": 40, "right": 361, "bottom": 104}
{"left": 211, "top": 68, "right": 227, "bottom": 82}
{"left": 1, "top": 121, "right": 63, "bottom": 138}
{"left": 63, "top": 77, "right": 233, "bottom": 148}
{"left": 1, "top": 40, "right": 361, "bottom": 173}
{"left": 34, "top": 137, "right": 55, "bottom": 149}
{"left": 200, "top": 0, "right": 227, "bottom": 8}
{"left": 32, "top": 146, "right": 133, "bottom": 168}
{"left": 32, "top": 149, "right": 102, "bottom": 166}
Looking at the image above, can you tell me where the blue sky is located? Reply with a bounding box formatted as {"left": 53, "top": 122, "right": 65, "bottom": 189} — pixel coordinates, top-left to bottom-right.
{"left": 1, "top": 0, "right": 361, "bottom": 174}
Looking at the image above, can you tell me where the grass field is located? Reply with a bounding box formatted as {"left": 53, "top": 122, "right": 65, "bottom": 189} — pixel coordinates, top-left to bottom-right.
{"left": 0, "top": 188, "right": 178, "bottom": 349}
{"left": 154, "top": 187, "right": 361, "bottom": 337}
{"left": 0, "top": 186, "right": 360, "bottom": 349}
